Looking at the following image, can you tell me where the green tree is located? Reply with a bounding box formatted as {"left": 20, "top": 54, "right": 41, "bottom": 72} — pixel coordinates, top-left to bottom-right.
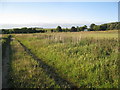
{"left": 71, "top": 26, "right": 77, "bottom": 32}
{"left": 89, "top": 23, "right": 96, "bottom": 31}
{"left": 99, "top": 24, "right": 107, "bottom": 31}
{"left": 65, "top": 28, "right": 69, "bottom": 32}
{"left": 83, "top": 25, "right": 87, "bottom": 29}
{"left": 115, "top": 23, "right": 120, "bottom": 30}
{"left": 79, "top": 27, "right": 84, "bottom": 31}
{"left": 77, "top": 26, "right": 80, "bottom": 32}
{"left": 93, "top": 25, "right": 100, "bottom": 31}
{"left": 79, "top": 25, "right": 87, "bottom": 31}
{"left": 56, "top": 26, "right": 62, "bottom": 32}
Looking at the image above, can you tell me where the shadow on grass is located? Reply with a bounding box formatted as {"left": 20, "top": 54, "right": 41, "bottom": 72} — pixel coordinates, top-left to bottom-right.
{"left": 17, "top": 40, "right": 79, "bottom": 88}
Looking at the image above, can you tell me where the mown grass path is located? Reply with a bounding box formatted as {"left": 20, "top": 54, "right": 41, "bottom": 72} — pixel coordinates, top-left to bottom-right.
{"left": 2, "top": 40, "right": 10, "bottom": 88}
{"left": 17, "top": 39, "right": 78, "bottom": 88}
{"left": 0, "top": 44, "right": 2, "bottom": 89}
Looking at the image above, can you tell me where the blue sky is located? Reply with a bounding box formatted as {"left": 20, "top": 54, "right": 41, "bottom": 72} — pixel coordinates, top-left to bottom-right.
{"left": 0, "top": 2, "right": 118, "bottom": 28}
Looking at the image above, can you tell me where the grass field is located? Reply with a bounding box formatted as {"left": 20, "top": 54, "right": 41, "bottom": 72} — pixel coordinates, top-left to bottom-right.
{"left": 9, "top": 39, "right": 61, "bottom": 88}
{"left": 7, "top": 30, "right": 119, "bottom": 88}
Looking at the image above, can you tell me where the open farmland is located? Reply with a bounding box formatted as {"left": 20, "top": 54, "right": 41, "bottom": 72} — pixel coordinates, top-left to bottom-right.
{"left": 1, "top": 1, "right": 119, "bottom": 89}
{"left": 3, "top": 30, "right": 118, "bottom": 88}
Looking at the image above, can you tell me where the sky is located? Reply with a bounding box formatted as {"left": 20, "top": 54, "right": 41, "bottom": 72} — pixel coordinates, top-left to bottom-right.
{"left": 0, "top": 2, "right": 118, "bottom": 29}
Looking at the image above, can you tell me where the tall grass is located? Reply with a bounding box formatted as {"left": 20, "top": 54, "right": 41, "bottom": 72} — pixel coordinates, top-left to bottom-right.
{"left": 9, "top": 39, "right": 60, "bottom": 88}
{"left": 14, "top": 30, "right": 119, "bottom": 88}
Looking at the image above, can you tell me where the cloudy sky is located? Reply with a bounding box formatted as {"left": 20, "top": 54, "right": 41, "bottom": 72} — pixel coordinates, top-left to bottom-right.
{"left": 0, "top": 1, "right": 118, "bottom": 29}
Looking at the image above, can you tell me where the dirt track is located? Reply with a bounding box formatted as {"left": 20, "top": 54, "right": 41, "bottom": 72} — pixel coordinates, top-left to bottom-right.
{"left": 0, "top": 44, "right": 2, "bottom": 89}
{"left": 2, "top": 43, "right": 10, "bottom": 88}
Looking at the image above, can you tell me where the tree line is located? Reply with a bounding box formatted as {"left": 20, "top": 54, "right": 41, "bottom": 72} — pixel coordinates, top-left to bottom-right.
{"left": 2, "top": 27, "right": 47, "bottom": 34}
{"left": 1, "top": 22, "right": 120, "bottom": 34}
{"left": 88, "top": 22, "right": 120, "bottom": 31}
{"left": 52, "top": 25, "right": 87, "bottom": 32}
{"left": 54, "top": 22, "right": 120, "bottom": 32}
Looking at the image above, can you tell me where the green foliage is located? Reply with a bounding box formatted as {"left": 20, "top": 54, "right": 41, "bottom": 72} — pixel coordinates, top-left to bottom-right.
{"left": 100, "top": 24, "right": 107, "bottom": 30}
{"left": 2, "top": 22, "right": 120, "bottom": 34}
{"left": 70, "top": 26, "right": 77, "bottom": 32}
{"left": 2, "top": 27, "right": 46, "bottom": 34}
{"left": 89, "top": 22, "right": 120, "bottom": 31}
{"left": 89, "top": 23, "right": 96, "bottom": 30}
{"left": 78, "top": 25, "right": 87, "bottom": 31}
{"left": 56, "top": 26, "right": 62, "bottom": 32}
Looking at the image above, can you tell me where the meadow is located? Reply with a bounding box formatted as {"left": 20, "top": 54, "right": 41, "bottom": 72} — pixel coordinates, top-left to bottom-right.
{"left": 5, "top": 30, "right": 119, "bottom": 88}
{"left": 9, "top": 39, "right": 61, "bottom": 88}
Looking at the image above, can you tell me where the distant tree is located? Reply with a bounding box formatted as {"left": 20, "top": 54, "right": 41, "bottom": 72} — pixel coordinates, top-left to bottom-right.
{"left": 79, "top": 25, "right": 87, "bottom": 31}
{"left": 83, "top": 25, "right": 87, "bottom": 29}
{"left": 56, "top": 26, "right": 62, "bottom": 32}
{"left": 77, "top": 26, "right": 80, "bottom": 32}
{"left": 90, "top": 23, "right": 95, "bottom": 29}
{"left": 89, "top": 23, "right": 96, "bottom": 31}
{"left": 99, "top": 24, "right": 107, "bottom": 31}
{"left": 32, "top": 28, "right": 35, "bottom": 30}
{"left": 51, "top": 29, "right": 54, "bottom": 32}
{"left": 79, "top": 27, "right": 83, "bottom": 31}
{"left": 71, "top": 26, "right": 77, "bottom": 32}
{"left": 65, "top": 28, "right": 69, "bottom": 32}
{"left": 107, "top": 24, "right": 111, "bottom": 30}
{"left": 21, "top": 27, "right": 27, "bottom": 30}
{"left": 109, "top": 24, "right": 115, "bottom": 30}
{"left": 13, "top": 28, "right": 22, "bottom": 33}
{"left": 21, "top": 27, "right": 28, "bottom": 33}
{"left": 8, "top": 29, "right": 13, "bottom": 34}
{"left": 115, "top": 23, "right": 120, "bottom": 30}
{"left": 2, "top": 22, "right": 120, "bottom": 34}
{"left": 93, "top": 25, "right": 100, "bottom": 31}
